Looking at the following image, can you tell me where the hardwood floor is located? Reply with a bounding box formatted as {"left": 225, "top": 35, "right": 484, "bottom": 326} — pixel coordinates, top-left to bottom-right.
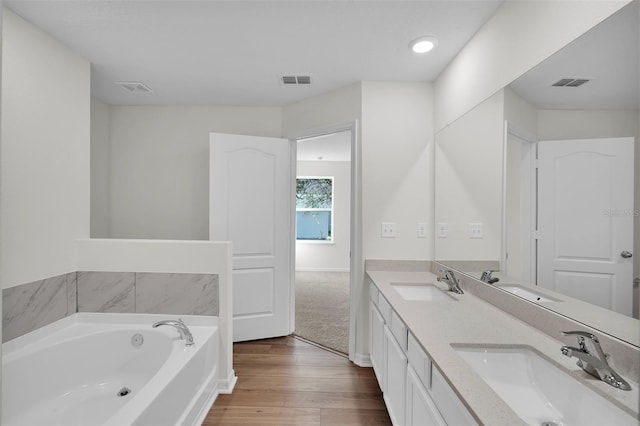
{"left": 204, "top": 336, "right": 391, "bottom": 426}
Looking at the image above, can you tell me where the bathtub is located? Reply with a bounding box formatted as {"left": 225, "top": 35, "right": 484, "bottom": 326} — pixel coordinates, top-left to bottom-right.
{"left": 3, "top": 313, "right": 220, "bottom": 426}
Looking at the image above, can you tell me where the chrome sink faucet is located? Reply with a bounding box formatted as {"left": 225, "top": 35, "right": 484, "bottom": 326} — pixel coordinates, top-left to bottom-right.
{"left": 480, "top": 270, "right": 500, "bottom": 284}
{"left": 560, "top": 330, "right": 631, "bottom": 390}
{"left": 437, "top": 269, "right": 464, "bottom": 294}
{"left": 153, "top": 318, "right": 194, "bottom": 347}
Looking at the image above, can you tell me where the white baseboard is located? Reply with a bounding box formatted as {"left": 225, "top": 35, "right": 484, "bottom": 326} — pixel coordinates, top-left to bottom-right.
{"left": 352, "top": 352, "right": 372, "bottom": 367}
{"left": 295, "top": 268, "right": 350, "bottom": 273}
{"left": 218, "top": 369, "right": 238, "bottom": 394}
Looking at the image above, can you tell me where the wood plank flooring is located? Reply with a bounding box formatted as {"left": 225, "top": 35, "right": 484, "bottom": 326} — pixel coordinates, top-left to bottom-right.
{"left": 204, "top": 335, "right": 391, "bottom": 426}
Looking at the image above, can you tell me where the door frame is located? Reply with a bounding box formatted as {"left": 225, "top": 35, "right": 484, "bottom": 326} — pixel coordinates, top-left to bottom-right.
{"left": 502, "top": 121, "right": 537, "bottom": 283}
{"left": 288, "top": 120, "right": 361, "bottom": 362}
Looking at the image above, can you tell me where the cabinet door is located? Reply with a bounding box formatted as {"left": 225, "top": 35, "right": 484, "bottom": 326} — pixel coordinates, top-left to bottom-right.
{"left": 384, "top": 326, "right": 407, "bottom": 426}
{"left": 406, "top": 366, "right": 446, "bottom": 426}
{"left": 370, "top": 301, "right": 386, "bottom": 390}
{"left": 431, "top": 366, "right": 478, "bottom": 425}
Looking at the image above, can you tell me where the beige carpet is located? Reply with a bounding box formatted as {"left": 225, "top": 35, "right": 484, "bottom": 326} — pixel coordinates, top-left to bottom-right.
{"left": 294, "top": 271, "right": 350, "bottom": 354}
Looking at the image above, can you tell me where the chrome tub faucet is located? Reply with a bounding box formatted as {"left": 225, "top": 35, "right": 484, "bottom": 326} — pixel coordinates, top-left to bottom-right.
{"left": 437, "top": 269, "right": 464, "bottom": 294}
{"left": 560, "top": 330, "right": 631, "bottom": 390}
{"left": 153, "top": 318, "right": 195, "bottom": 347}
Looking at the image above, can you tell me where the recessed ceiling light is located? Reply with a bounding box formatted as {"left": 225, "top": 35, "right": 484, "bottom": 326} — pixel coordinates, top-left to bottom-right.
{"left": 409, "top": 36, "right": 438, "bottom": 54}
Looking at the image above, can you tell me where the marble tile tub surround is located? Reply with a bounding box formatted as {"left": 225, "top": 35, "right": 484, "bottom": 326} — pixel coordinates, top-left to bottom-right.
{"left": 3, "top": 272, "right": 77, "bottom": 342}
{"left": 366, "top": 264, "right": 639, "bottom": 424}
{"left": 3, "top": 271, "right": 218, "bottom": 342}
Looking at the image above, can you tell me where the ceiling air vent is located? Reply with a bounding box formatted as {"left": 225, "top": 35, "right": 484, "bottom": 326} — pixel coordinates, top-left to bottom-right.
{"left": 296, "top": 76, "right": 311, "bottom": 84}
{"left": 116, "top": 81, "right": 153, "bottom": 93}
{"left": 281, "top": 75, "right": 311, "bottom": 85}
{"left": 552, "top": 78, "right": 590, "bottom": 87}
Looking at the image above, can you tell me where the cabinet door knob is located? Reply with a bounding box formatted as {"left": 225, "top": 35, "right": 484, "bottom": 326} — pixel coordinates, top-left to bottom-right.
{"left": 621, "top": 251, "right": 633, "bottom": 259}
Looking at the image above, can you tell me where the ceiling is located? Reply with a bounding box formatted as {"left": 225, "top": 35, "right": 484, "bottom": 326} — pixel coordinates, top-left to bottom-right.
{"left": 4, "top": 0, "right": 503, "bottom": 106}
{"left": 297, "top": 131, "right": 351, "bottom": 162}
{"left": 510, "top": 0, "right": 639, "bottom": 110}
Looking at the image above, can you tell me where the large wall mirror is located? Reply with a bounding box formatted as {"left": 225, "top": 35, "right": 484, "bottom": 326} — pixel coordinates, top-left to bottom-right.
{"left": 435, "top": 1, "right": 639, "bottom": 347}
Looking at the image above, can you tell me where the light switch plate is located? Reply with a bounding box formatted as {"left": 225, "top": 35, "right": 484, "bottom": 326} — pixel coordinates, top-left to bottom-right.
{"left": 381, "top": 222, "right": 397, "bottom": 238}
{"left": 469, "top": 223, "right": 483, "bottom": 238}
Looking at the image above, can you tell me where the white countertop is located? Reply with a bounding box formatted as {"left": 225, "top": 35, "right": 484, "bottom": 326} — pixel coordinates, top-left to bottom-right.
{"left": 366, "top": 269, "right": 640, "bottom": 425}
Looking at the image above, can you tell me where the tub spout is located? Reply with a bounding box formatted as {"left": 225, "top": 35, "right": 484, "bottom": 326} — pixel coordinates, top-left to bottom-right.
{"left": 153, "top": 319, "right": 194, "bottom": 347}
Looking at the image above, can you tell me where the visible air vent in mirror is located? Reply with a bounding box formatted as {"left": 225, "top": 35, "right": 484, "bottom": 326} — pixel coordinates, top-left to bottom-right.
{"left": 116, "top": 81, "right": 153, "bottom": 93}
{"left": 565, "top": 79, "right": 589, "bottom": 87}
{"left": 552, "top": 78, "right": 590, "bottom": 87}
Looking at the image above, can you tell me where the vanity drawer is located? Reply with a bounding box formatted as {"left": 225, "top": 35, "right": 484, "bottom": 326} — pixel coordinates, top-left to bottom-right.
{"left": 407, "top": 332, "right": 430, "bottom": 388}
{"left": 369, "top": 281, "right": 379, "bottom": 306}
{"left": 431, "top": 366, "right": 477, "bottom": 425}
{"left": 377, "top": 294, "right": 392, "bottom": 323}
{"left": 390, "top": 309, "right": 408, "bottom": 351}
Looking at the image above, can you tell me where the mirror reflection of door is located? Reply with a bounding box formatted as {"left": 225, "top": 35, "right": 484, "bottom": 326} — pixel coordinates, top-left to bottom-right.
{"left": 536, "top": 137, "right": 634, "bottom": 315}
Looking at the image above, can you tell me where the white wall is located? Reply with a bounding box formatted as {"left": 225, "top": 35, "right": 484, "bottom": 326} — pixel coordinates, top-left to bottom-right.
{"left": 434, "top": 90, "right": 504, "bottom": 261}
{"left": 434, "top": 0, "right": 630, "bottom": 132}
{"left": 1, "top": 9, "right": 90, "bottom": 289}
{"left": 637, "top": 110, "right": 640, "bottom": 318}
{"left": 1, "top": 2, "right": 4, "bottom": 413}
{"left": 537, "top": 109, "right": 638, "bottom": 140}
{"left": 91, "top": 97, "right": 111, "bottom": 238}
{"left": 108, "top": 105, "right": 282, "bottom": 240}
{"left": 282, "top": 83, "right": 362, "bottom": 137}
{"left": 296, "top": 160, "right": 350, "bottom": 272}
{"left": 504, "top": 87, "right": 538, "bottom": 140}
{"left": 361, "top": 81, "right": 434, "bottom": 261}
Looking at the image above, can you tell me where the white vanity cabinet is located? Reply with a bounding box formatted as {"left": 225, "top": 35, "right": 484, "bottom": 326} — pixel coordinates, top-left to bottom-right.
{"left": 406, "top": 365, "right": 446, "bottom": 426}
{"left": 369, "top": 285, "right": 386, "bottom": 390}
{"left": 384, "top": 325, "right": 407, "bottom": 425}
{"left": 368, "top": 278, "right": 477, "bottom": 426}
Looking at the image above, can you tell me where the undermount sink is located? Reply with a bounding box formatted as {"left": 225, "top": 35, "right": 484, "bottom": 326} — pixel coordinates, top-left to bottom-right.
{"left": 497, "top": 284, "right": 559, "bottom": 303}
{"left": 390, "top": 282, "right": 456, "bottom": 302}
{"left": 454, "top": 346, "right": 636, "bottom": 426}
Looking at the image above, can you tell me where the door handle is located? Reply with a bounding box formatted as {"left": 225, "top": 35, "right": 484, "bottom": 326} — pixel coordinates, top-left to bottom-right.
{"left": 621, "top": 251, "right": 633, "bottom": 259}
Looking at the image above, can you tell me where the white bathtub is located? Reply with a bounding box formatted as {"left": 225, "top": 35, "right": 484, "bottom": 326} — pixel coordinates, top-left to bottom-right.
{"left": 3, "top": 313, "right": 220, "bottom": 426}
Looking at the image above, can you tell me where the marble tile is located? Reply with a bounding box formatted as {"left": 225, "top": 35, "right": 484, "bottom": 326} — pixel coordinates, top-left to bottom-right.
{"left": 66, "top": 272, "right": 78, "bottom": 315}
{"left": 3, "top": 274, "right": 68, "bottom": 342}
{"left": 135, "top": 273, "right": 218, "bottom": 316}
{"left": 77, "top": 271, "right": 135, "bottom": 313}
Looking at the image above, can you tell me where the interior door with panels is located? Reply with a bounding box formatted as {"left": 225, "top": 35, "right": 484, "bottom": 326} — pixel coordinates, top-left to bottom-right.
{"left": 537, "top": 137, "right": 634, "bottom": 315}
{"left": 210, "top": 132, "right": 293, "bottom": 341}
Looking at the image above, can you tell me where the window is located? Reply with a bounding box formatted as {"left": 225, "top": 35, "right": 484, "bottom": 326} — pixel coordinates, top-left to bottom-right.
{"left": 296, "top": 177, "right": 333, "bottom": 242}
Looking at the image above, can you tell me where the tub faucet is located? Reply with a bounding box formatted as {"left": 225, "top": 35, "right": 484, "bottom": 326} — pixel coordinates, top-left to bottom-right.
{"left": 153, "top": 318, "right": 194, "bottom": 347}
{"left": 560, "top": 330, "right": 631, "bottom": 390}
{"left": 437, "top": 269, "right": 463, "bottom": 294}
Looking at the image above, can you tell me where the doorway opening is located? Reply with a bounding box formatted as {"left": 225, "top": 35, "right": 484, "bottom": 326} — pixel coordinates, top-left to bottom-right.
{"left": 293, "top": 130, "right": 352, "bottom": 355}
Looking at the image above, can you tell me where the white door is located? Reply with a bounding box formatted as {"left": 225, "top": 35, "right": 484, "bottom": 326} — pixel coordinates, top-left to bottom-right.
{"left": 537, "top": 137, "right": 634, "bottom": 315}
{"left": 210, "top": 133, "right": 293, "bottom": 341}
